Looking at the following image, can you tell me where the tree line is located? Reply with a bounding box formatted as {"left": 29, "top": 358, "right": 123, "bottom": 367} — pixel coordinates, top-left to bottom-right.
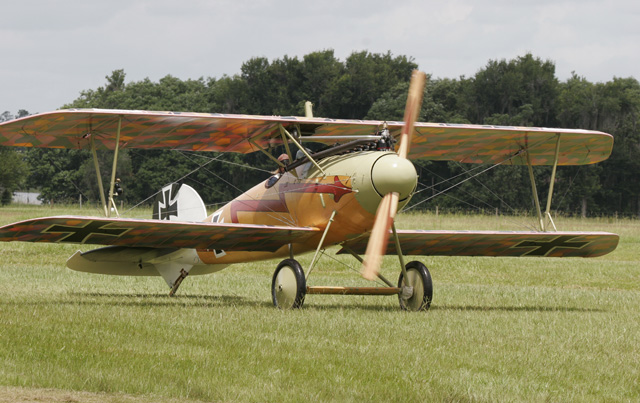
{"left": 1, "top": 50, "right": 639, "bottom": 217}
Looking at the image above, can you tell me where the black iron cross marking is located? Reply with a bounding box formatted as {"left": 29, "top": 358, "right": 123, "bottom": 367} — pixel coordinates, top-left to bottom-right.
{"left": 158, "top": 186, "right": 179, "bottom": 220}
{"left": 43, "top": 221, "right": 130, "bottom": 243}
{"left": 513, "top": 235, "right": 590, "bottom": 256}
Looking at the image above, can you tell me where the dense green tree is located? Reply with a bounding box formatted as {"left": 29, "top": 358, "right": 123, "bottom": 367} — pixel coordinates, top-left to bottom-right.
{"left": 7, "top": 51, "right": 639, "bottom": 217}
{"left": 300, "top": 50, "right": 345, "bottom": 117}
{"left": 23, "top": 149, "right": 87, "bottom": 203}
{"left": 329, "top": 51, "right": 417, "bottom": 119}
{"left": 467, "top": 53, "right": 559, "bottom": 127}
{"left": 0, "top": 111, "right": 30, "bottom": 205}
{"left": 0, "top": 147, "right": 28, "bottom": 205}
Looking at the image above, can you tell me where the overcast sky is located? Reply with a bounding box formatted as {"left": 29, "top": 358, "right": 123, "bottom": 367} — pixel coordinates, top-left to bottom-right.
{"left": 2, "top": 0, "right": 638, "bottom": 115}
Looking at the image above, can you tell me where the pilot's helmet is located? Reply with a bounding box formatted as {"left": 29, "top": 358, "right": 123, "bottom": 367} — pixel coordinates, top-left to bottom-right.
{"left": 278, "top": 153, "right": 290, "bottom": 165}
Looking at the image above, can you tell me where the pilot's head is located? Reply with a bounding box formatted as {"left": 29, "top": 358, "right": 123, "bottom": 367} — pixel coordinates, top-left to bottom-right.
{"left": 278, "top": 153, "right": 290, "bottom": 165}
{"left": 277, "top": 153, "right": 290, "bottom": 172}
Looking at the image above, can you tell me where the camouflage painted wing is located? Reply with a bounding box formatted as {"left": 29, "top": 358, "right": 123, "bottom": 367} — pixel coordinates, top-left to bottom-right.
{"left": 0, "top": 216, "right": 319, "bottom": 252}
{"left": 0, "top": 109, "right": 612, "bottom": 165}
{"left": 339, "top": 230, "right": 619, "bottom": 258}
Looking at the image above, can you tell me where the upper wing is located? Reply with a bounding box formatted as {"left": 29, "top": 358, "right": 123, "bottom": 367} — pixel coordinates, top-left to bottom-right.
{"left": 0, "top": 108, "right": 613, "bottom": 165}
{"left": 0, "top": 216, "right": 319, "bottom": 252}
{"left": 339, "top": 230, "right": 619, "bottom": 258}
{"left": 407, "top": 123, "right": 613, "bottom": 166}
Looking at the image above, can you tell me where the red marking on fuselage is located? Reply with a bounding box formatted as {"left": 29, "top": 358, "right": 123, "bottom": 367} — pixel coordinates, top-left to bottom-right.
{"left": 230, "top": 176, "right": 352, "bottom": 223}
{"left": 280, "top": 176, "right": 352, "bottom": 203}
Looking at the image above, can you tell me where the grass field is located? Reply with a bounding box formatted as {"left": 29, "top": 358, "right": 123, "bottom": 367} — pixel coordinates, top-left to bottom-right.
{"left": 1, "top": 205, "right": 639, "bottom": 402}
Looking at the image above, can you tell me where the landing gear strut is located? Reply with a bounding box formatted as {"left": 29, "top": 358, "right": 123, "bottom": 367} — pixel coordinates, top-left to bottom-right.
{"left": 270, "top": 257, "right": 434, "bottom": 311}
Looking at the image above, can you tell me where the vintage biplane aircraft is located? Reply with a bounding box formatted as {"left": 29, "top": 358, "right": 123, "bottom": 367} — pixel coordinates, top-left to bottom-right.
{"left": 0, "top": 72, "right": 619, "bottom": 310}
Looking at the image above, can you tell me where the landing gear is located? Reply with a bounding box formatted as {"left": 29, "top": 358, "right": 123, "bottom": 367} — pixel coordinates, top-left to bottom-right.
{"left": 271, "top": 259, "right": 306, "bottom": 309}
{"left": 270, "top": 258, "right": 433, "bottom": 311}
{"left": 398, "top": 261, "right": 433, "bottom": 311}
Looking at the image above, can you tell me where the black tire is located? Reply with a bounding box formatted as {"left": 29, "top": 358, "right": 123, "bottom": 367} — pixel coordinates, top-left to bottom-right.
{"left": 271, "top": 259, "right": 306, "bottom": 309}
{"left": 397, "top": 261, "right": 433, "bottom": 311}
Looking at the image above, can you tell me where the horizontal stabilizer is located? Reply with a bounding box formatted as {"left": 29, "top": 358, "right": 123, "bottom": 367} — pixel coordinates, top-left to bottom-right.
{"left": 0, "top": 216, "right": 319, "bottom": 252}
{"left": 339, "top": 230, "right": 619, "bottom": 258}
{"left": 67, "top": 246, "right": 226, "bottom": 288}
{"left": 67, "top": 247, "right": 162, "bottom": 276}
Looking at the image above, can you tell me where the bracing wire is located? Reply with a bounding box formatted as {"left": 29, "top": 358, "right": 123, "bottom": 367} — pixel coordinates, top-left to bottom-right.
{"left": 121, "top": 151, "right": 225, "bottom": 216}
{"left": 405, "top": 154, "right": 518, "bottom": 211}
{"left": 407, "top": 132, "right": 560, "bottom": 211}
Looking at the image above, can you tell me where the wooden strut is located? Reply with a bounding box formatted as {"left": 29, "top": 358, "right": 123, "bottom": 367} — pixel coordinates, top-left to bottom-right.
{"left": 339, "top": 244, "right": 395, "bottom": 287}
{"left": 279, "top": 124, "right": 294, "bottom": 162}
{"left": 248, "top": 132, "right": 284, "bottom": 167}
{"left": 307, "top": 286, "right": 402, "bottom": 296}
{"left": 526, "top": 148, "right": 545, "bottom": 232}
{"left": 279, "top": 124, "right": 326, "bottom": 177}
{"left": 305, "top": 210, "right": 337, "bottom": 278}
{"left": 544, "top": 134, "right": 561, "bottom": 231}
{"left": 106, "top": 116, "right": 123, "bottom": 218}
{"left": 526, "top": 134, "right": 562, "bottom": 232}
{"left": 90, "top": 135, "right": 108, "bottom": 217}
{"left": 392, "top": 223, "right": 410, "bottom": 284}
{"left": 302, "top": 214, "right": 402, "bottom": 297}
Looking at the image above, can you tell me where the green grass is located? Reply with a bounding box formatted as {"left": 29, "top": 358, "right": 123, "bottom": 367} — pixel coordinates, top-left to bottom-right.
{"left": 1, "top": 205, "right": 639, "bottom": 402}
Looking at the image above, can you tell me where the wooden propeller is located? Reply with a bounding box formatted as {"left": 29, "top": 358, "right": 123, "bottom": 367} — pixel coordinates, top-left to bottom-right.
{"left": 361, "top": 70, "right": 426, "bottom": 281}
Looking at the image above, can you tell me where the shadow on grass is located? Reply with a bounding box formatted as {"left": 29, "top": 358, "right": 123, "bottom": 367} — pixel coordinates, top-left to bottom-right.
{"left": 298, "top": 301, "right": 606, "bottom": 313}
{"left": 288, "top": 301, "right": 607, "bottom": 314}
{"left": 0, "top": 292, "right": 259, "bottom": 309}
{"left": 431, "top": 304, "right": 606, "bottom": 313}
{"left": 73, "top": 292, "right": 261, "bottom": 308}
{"left": 2, "top": 292, "right": 607, "bottom": 313}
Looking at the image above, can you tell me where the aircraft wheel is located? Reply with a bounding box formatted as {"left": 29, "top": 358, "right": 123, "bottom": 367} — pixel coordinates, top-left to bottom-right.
{"left": 398, "top": 261, "right": 433, "bottom": 311}
{"left": 271, "top": 259, "right": 306, "bottom": 309}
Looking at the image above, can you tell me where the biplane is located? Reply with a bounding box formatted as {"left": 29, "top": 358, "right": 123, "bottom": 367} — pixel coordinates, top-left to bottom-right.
{"left": 0, "top": 72, "right": 619, "bottom": 310}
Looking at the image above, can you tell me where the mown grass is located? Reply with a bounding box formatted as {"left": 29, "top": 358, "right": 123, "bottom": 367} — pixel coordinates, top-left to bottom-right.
{"left": 1, "top": 205, "right": 639, "bottom": 402}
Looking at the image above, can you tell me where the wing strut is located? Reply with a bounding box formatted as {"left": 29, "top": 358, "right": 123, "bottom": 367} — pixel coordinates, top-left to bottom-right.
{"left": 526, "top": 147, "right": 545, "bottom": 231}
{"left": 527, "top": 133, "right": 561, "bottom": 232}
{"left": 90, "top": 134, "right": 108, "bottom": 217}
{"left": 544, "top": 135, "right": 561, "bottom": 231}
{"left": 279, "top": 124, "right": 326, "bottom": 177}
{"left": 89, "top": 116, "right": 123, "bottom": 218}
{"left": 305, "top": 210, "right": 337, "bottom": 278}
{"left": 106, "top": 116, "right": 123, "bottom": 218}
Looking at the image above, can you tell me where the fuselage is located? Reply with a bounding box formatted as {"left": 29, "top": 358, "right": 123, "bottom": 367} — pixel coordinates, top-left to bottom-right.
{"left": 194, "top": 150, "right": 418, "bottom": 269}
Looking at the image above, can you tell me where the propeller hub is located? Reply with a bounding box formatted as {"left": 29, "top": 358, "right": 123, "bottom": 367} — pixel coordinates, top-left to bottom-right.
{"left": 371, "top": 154, "right": 417, "bottom": 200}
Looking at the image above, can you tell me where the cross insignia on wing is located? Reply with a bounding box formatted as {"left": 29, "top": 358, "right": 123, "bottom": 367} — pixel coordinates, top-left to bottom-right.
{"left": 43, "top": 221, "right": 131, "bottom": 244}
{"left": 512, "top": 235, "right": 590, "bottom": 256}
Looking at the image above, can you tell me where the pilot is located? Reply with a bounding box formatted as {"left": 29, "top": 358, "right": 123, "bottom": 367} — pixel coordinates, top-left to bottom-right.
{"left": 266, "top": 154, "right": 290, "bottom": 188}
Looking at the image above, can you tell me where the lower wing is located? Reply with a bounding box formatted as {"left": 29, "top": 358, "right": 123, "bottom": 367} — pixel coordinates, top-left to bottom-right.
{"left": 0, "top": 216, "right": 319, "bottom": 252}
{"left": 339, "top": 230, "right": 619, "bottom": 258}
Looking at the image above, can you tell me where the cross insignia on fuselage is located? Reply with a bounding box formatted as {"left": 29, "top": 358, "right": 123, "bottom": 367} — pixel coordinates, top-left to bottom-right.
{"left": 512, "top": 235, "right": 590, "bottom": 256}
{"left": 43, "top": 221, "right": 130, "bottom": 244}
{"left": 153, "top": 184, "right": 179, "bottom": 220}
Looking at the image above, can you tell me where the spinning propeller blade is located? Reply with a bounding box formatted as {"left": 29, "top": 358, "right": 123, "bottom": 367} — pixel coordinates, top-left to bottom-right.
{"left": 361, "top": 70, "right": 426, "bottom": 281}
{"left": 397, "top": 70, "right": 426, "bottom": 159}
{"left": 361, "top": 192, "right": 399, "bottom": 280}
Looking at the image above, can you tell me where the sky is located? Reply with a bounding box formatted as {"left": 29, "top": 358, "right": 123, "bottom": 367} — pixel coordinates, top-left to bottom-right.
{"left": 2, "top": 0, "right": 639, "bottom": 115}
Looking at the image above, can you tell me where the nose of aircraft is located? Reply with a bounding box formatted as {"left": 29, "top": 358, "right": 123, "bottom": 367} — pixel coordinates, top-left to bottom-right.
{"left": 370, "top": 154, "right": 418, "bottom": 200}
